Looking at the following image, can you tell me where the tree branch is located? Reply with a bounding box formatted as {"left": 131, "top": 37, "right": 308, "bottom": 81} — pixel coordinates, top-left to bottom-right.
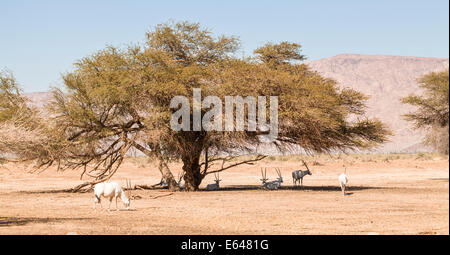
{"left": 204, "top": 154, "right": 266, "bottom": 176}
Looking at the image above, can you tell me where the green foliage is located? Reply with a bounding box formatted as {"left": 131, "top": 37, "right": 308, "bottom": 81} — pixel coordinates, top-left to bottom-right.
{"left": 424, "top": 125, "right": 449, "bottom": 155}
{"left": 402, "top": 70, "right": 449, "bottom": 127}
{"left": 147, "top": 21, "right": 240, "bottom": 65}
{"left": 402, "top": 70, "right": 449, "bottom": 154}
{"left": 0, "top": 70, "right": 27, "bottom": 122}
{"left": 254, "top": 42, "right": 306, "bottom": 68}
{"left": 0, "top": 71, "right": 65, "bottom": 165}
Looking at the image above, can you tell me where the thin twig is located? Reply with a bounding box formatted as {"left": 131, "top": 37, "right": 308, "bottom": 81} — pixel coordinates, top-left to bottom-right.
{"left": 150, "top": 193, "right": 174, "bottom": 199}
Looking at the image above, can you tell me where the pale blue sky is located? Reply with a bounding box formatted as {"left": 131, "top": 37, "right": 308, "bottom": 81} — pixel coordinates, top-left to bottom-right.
{"left": 1, "top": 0, "right": 449, "bottom": 92}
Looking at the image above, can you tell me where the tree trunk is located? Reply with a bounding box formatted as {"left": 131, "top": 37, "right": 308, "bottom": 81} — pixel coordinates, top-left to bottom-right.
{"left": 131, "top": 141, "right": 179, "bottom": 191}
{"left": 157, "top": 155, "right": 179, "bottom": 191}
{"left": 182, "top": 150, "right": 203, "bottom": 191}
{"left": 179, "top": 132, "right": 208, "bottom": 191}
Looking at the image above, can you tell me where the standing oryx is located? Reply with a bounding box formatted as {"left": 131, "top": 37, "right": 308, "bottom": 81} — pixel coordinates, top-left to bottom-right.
{"left": 338, "top": 167, "right": 349, "bottom": 196}
{"left": 206, "top": 172, "right": 221, "bottom": 191}
{"left": 292, "top": 160, "right": 312, "bottom": 187}
{"left": 93, "top": 180, "right": 131, "bottom": 211}
{"left": 261, "top": 168, "right": 283, "bottom": 190}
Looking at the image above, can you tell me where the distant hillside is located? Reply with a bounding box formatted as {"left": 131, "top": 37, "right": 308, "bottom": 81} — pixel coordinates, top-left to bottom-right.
{"left": 24, "top": 54, "right": 449, "bottom": 153}
{"left": 25, "top": 92, "right": 53, "bottom": 109}
{"left": 307, "top": 54, "right": 449, "bottom": 153}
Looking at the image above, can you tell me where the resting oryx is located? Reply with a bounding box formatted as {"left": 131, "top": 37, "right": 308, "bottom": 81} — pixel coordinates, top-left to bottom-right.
{"left": 93, "top": 180, "right": 131, "bottom": 211}
{"left": 206, "top": 172, "right": 221, "bottom": 191}
{"left": 261, "top": 168, "right": 283, "bottom": 190}
{"left": 292, "top": 160, "right": 312, "bottom": 187}
{"left": 177, "top": 172, "right": 186, "bottom": 190}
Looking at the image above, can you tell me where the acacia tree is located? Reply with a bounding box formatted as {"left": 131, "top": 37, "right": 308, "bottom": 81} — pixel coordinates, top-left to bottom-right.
{"left": 401, "top": 70, "right": 449, "bottom": 154}
{"left": 2, "top": 21, "right": 390, "bottom": 191}
{"left": 0, "top": 71, "right": 65, "bottom": 165}
{"left": 0, "top": 70, "right": 27, "bottom": 163}
{"left": 0, "top": 70, "right": 32, "bottom": 123}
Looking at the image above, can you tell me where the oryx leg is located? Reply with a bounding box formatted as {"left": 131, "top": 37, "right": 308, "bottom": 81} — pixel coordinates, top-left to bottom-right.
{"left": 108, "top": 197, "right": 113, "bottom": 211}
{"left": 341, "top": 184, "right": 345, "bottom": 196}
{"left": 93, "top": 195, "right": 101, "bottom": 211}
{"left": 115, "top": 196, "right": 119, "bottom": 211}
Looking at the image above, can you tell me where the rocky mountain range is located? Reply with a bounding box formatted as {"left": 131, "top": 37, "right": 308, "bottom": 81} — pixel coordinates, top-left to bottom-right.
{"left": 307, "top": 54, "right": 448, "bottom": 153}
{"left": 24, "top": 54, "right": 449, "bottom": 153}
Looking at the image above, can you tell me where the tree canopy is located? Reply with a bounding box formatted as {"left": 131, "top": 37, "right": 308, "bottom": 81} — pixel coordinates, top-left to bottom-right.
{"left": 0, "top": 70, "right": 63, "bottom": 165}
{"left": 401, "top": 69, "right": 449, "bottom": 154}
{"left": 0, "top": 70, "right": 28, "bottom": 122}
{"left": 253, "top": 41, "right": 306, "bottom": 68}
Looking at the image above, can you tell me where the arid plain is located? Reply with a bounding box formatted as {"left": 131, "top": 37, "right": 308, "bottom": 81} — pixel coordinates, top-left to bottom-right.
{"left": 0, "top": 154, "right": 448, "bottom": 235}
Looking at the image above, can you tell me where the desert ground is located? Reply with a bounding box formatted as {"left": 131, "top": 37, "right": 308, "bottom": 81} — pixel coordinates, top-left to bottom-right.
{"left": 0, "top": 153, "right": 448, "bottom": 235}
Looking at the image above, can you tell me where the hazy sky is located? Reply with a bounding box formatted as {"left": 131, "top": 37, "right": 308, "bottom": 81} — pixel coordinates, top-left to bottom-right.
{"left": 1, "top": 0, "right": 449, "bottom": 92}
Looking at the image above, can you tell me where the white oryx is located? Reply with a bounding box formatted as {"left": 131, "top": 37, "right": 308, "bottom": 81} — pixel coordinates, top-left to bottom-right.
{"left": 261, "top": 168, "right": 283, "bottom": 190}
{"left": 206, "top": 172, "right": 221, "bottom": 191}
{"left": 292, "top": 160, "right": 312, "bottom": 187}
{"left": 338, "top": 168, "right": 348, "bottom": 196}
{"left": 93, "top": 180, "right": 131, "bottom": 211}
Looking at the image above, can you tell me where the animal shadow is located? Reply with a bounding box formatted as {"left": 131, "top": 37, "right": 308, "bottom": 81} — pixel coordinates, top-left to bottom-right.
{"left": 0, "top": 217, "right": 92, "bottom": 227}
{"left": 428, "top": 178, "right": 449, "bottom": 182}
{"left": 118, "top": 208, "right": 137, "bottom": 212}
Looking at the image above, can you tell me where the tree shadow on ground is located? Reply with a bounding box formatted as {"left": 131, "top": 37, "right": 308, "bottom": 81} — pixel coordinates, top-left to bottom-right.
{"left": 428, "top": 178, "right": 449, "bottom": 182}
{"left": 207, "top": 185, "right": 395, "bottom": 192}
{"left": 0, "top": 217, "right": 93, "bottom": 227}
{"left": 14, "top": 184, "right": 397, "bottom": 194}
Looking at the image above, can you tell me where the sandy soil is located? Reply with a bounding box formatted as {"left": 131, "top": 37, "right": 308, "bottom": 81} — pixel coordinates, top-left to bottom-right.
{"left": 0, "top": 154, "right": 448, "bottom": 235}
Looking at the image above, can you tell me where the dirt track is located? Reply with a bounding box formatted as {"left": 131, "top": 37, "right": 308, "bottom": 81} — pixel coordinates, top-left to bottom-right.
{"left": 0, "top": 154, "right": 448, "bottom": 235}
